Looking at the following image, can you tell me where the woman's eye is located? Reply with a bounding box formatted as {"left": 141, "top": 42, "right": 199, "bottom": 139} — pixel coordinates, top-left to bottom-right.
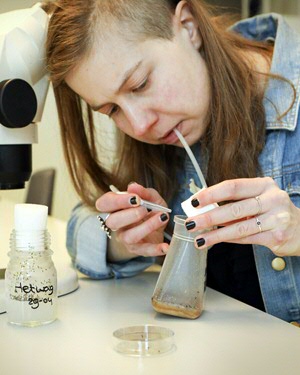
{"left": 107, "top": 105, "right": 119, "bottom": 117}
{"left": 132, "top": 78, "right": 148, "bottom": 93}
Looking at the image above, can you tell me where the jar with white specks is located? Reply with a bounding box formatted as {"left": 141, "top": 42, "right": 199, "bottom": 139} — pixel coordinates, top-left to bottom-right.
{"left": 5, "top": 204, "right": 57, "bottom": 327}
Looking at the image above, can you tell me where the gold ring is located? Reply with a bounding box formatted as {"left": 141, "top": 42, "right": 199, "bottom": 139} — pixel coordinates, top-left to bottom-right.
{"left": 255, "top": 216, "right": 262, "bottom": 233}
{"left": 255, "top": 196, "right": 262, "bottom": 215}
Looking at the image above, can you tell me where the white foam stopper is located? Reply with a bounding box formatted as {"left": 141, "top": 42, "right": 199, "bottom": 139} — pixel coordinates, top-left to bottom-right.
{"left": 14, "top": 204, "right": 48, "bottom": 231}
{"left": 181, "top": 189, "right": 218, "bottom": 218}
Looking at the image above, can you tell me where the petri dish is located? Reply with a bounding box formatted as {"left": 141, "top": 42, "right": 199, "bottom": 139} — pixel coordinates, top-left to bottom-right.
{"left": 112, "top": 325, "right": 175, "bottom": 356}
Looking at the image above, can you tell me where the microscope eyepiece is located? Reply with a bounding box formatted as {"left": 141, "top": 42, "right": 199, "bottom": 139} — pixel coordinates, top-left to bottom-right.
{"left": 0, "top": 79, "right": 36, "bottom": 189}
{"left": 0, "top": 79, "right": 37, "bottom": 128}
{"left": 0, "top": 144, "right": 32, "bottom": 189}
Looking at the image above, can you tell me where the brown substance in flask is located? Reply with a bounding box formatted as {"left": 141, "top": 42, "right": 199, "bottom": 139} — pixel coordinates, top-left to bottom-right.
{"left": 151, "top": 297, "right": 203, "bottom": 319}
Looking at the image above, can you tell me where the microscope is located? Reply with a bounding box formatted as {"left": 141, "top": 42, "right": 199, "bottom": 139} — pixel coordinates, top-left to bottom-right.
{"left": 0, "top": 3, "right": 50, "bottom": 190}
{"left": 0, "top": 4, "right": 79, "bottom": 311}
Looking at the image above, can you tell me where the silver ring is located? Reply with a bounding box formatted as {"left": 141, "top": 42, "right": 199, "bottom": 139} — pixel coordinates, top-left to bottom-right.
{"left": 255, "top": 216, "right": 262, "bottom": 233}
{"left": 254, "top": 196, "right": 262, "bottom": 215}
{"left": 97, "top": 213, "right": 111, "bottom": 239}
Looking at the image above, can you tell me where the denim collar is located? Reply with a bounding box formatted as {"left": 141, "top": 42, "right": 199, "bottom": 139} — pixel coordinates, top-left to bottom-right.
{"left": 232, "top": 14, "right": 300, "bottom": 131}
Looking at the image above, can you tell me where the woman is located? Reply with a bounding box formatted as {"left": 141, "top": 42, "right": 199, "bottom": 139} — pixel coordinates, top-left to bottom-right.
{"left": 46, "top": 0, "right": 300, "bottom": 322}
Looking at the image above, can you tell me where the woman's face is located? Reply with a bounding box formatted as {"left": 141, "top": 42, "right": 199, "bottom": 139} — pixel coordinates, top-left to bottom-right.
{"left": 66, "top": 6, "right": 211, "bottom": 147}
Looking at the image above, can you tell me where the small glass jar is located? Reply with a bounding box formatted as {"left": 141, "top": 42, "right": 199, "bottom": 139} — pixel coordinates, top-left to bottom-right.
{"left": 152, "top": 215, "right": 208, "bottom": 319}
{"left": 5, "top": 229, "right": 57, "bottom": 327}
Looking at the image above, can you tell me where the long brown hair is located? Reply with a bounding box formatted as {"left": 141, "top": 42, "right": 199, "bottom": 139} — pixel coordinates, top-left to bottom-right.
{"left": 46, "top": 0, "right": 282, "bottom": 207}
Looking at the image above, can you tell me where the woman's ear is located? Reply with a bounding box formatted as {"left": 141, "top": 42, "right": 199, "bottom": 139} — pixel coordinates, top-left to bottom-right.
{"left": 173, "top": 1, "right": 202, "bottom": 50}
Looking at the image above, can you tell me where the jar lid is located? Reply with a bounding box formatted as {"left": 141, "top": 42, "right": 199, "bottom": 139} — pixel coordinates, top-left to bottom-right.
{"left": 112, "top": 325, "right": 175, "bottom": 356}
{"left": 15, "top": 204, "right": 48, "bottom": 231}
{"left": 14, "top": 204, "right": 49, "bottom": 251}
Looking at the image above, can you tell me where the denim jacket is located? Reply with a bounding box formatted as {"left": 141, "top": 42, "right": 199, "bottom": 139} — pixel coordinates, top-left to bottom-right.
{"left": 66, "top": 14, "right": 300, "bottom": 322}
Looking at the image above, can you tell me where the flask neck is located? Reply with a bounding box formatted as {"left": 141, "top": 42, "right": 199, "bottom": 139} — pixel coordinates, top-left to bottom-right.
{"left": 173, "top": 215, "right": 201, "bottom": 242}
{"left": 10, "top": 229, "right": 51, "bottom": 252}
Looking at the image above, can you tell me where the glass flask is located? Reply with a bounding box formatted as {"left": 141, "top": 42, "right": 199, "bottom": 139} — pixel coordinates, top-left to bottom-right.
{"left": 152, "top": 215, "right": 207, "bottom": 319}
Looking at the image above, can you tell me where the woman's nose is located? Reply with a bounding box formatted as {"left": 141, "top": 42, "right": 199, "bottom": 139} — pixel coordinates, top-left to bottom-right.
{"left": 123, "top": 102, "right": 158, "bottom": 137}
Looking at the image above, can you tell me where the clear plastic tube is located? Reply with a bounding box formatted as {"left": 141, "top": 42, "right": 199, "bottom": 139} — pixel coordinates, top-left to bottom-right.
{"left": 173, "top": 128, "right": 207, "bottom": 189}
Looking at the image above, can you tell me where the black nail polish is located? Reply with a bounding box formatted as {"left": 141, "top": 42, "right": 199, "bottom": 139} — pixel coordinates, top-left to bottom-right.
{"left": 160, "top": 213, "right": 168, "bottom": 222}
{"left": 185, "top": 221, "right": 196, "bottom": 230}
{"left": 130, "top": 196, "right": 137, "bottom": 205}
{"left": 196, "top": 238, "right": 205, "bottom": 247}
{"left": 191, "top": 198, "right": 200, "bottom": 207}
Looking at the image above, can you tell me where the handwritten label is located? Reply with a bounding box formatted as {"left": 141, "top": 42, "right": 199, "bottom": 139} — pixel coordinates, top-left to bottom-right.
{"left": 28, "top": 297, "right": 53, "bottom": 310}
{"left": 14, "top": 282, "right": 54, "bottom": 309}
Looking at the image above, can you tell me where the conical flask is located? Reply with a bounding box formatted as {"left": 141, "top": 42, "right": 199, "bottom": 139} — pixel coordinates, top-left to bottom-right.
{"left": 152, "top": 215, "right": 207, "bottom": 319}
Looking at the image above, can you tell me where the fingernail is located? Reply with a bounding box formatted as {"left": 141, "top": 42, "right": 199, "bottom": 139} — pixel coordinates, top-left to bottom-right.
{"left": 160, "top": 213, "right": 168, "bottom": 222}
{"left": 196, "top": 238, "right": 205, "bottom": 247}
{"left": 130, "top": 196, "right": 137, "bottom": 205}
{"left": 191, "top": 198, "right": 200, "bottom": 207}
{"left": 128, "top": 181, "right": 136, "bottom": 186}
{"left": 185, "top": 221, "right": 196, "bottom": 230}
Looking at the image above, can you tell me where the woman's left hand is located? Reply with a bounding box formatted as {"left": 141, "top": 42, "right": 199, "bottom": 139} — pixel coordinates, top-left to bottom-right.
{"left": 185, "top": 177, "right": 300, "bottom": 256}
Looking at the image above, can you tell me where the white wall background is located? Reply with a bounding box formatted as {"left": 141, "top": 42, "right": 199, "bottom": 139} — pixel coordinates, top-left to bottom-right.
{"left": 242, "top": 0, "right": 300, "bottom": 28}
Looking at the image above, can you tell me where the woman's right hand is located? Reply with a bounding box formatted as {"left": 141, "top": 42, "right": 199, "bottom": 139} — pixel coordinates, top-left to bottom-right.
{"left": 95, "top": 182, "right": 170, "bottom": 258}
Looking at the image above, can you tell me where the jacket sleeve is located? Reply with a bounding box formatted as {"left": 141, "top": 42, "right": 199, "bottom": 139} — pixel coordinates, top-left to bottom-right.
{"left": 66, "top": 203, "right": 155, "bottom": 279}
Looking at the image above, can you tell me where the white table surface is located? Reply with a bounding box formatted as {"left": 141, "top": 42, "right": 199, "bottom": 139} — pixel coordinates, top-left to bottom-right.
{"left": 1, "top": 272, "right": 300, "bottom": 375}
{"left": 1, "top": 200, "right": 300, "bottom": 375}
